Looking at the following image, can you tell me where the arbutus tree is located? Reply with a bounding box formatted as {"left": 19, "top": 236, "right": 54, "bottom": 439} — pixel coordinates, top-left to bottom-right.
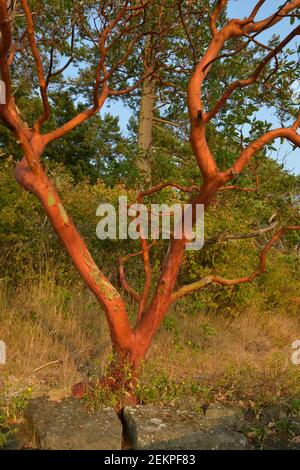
{"left": 135, "top": 0, "right": 212, "bottom": 179}
{"left": 0, "top": 0, "right": 300, "bottom": 405}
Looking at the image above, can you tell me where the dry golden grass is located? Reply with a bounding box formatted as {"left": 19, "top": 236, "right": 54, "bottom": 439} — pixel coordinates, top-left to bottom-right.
{"left": 0, "top": 274, "right": 111, "bottom": 398}
{"left": 143, "top": 302, "right": 300, "bottom": 404}
{"left": 1, "top": 272, "right": 300, "bottom": 404}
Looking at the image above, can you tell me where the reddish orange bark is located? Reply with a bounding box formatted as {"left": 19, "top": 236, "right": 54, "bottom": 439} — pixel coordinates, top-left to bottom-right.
{"left": 0, "top": 1, "right": 300, "bottom": 404}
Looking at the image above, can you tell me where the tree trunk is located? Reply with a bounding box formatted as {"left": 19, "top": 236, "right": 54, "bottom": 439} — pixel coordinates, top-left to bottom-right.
{"left": 15, "top": 154, "right": 141, "bottom": 405}
{"left": 137, "top": 75, "right": 156, "bottom": 181}
{"left": 72, "top": 334, "right": 150, "bottom": 406}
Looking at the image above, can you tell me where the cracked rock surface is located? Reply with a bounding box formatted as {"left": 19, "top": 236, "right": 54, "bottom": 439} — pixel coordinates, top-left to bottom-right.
{"left": 25, "top": 397, "right": 122, "bottom": 450}
{"left": 123, "top": 403, "right": 250, "bottom": 450}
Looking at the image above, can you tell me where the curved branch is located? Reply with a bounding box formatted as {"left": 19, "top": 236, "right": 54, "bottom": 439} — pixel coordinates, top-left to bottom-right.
{"left": 46, "top": 24, "right": 75, "bottom": 85}
{"left": 227, "top": 126, "right": 300, "bottom": 178}
{"left": 20, "top": 0, "right": 50, "bottom": 132}
{"left": 15, "top": 156, "right": 134, "bottom": 350}
{"left": 187, "top": 0, "right": 300, "bottom": 181}
{"left": 43, "top": 90, "right": 108, "bottom": 145}
{"left": 248, "top": 1, "right": 267, "bottom": 21}
{"left": 0, "top": 0, "right": 13, "bottom": 108}
{"left": 210, "top": 0, "right": 227, "bottom": 37}
{"left": 204, "top": 221, "right": 278, "bottom": 246}
{"left": 243, "top": 0, "right": 300, "bottom": 35}
{"left": 43, "top": 4, "right": 150, "bottom": 144}
{"left": 134, "top": 181, "right": 199, "bottom": 321}
{"left": 179, "top": 0, "right": 196, "bottom": 67}
{"left": 119, "top": 241, "right": 157, "bottom": 312}
{"left": 292, "top": 112, "right": 300, "bottom": 131}
{"left": 172, "top": 225, "right": 300, "bottom": 302}
{"left": 119, "top": 257, "right": 141, "bottom": 303}
{"left": 138, "top": 182, "right": 200, "bottom": 199}
{"left": 204, "top": 24, "right": 300, "bottom": 123}
{"left": 137, "top": 237, "right": 152, "bottom": 321}
{"left": 220, "top": 163, "right": 259, "bottom": 192}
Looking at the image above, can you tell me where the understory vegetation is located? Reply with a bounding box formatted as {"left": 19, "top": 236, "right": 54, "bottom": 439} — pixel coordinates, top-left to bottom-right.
{"left": 0, "top": 0, "right": 300, "bottom": 451}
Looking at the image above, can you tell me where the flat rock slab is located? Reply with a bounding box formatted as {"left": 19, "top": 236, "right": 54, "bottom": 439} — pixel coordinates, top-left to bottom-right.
{"left": 123, "top": 404, "right": 249, "bottom": 450}
{"left": 25, "top": 397, "right": 122, "bottom": 450}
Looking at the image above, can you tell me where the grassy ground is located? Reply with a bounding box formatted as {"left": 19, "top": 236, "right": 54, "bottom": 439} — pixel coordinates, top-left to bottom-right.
{"left": 1, "top": 272, "right": 300, "bottom": 402}
{"left": 1, "top": 272, "right": 300, "bottom": 448}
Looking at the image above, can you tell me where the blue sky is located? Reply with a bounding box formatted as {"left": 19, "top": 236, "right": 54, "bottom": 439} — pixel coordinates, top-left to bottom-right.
{"left": 102, "top": 0, "right": 300, "bottom": 176}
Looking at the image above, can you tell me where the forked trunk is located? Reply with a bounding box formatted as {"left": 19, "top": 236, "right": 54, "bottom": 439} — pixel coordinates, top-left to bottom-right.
{"left": 14, "top": 149, "right": 223, "bottom": 407}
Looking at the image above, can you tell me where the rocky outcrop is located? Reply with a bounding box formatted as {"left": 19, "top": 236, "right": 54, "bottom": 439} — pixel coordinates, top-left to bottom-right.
{"left": 25, "top": 397, "right": 122, "bottom": 450}
{"left": 123, "top": 403, "right": 250, "bottom": 450}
